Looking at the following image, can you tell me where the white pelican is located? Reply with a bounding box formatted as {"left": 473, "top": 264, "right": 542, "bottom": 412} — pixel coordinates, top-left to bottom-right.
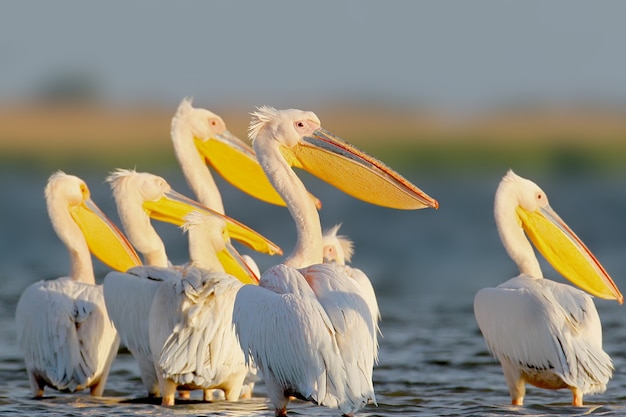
{"left": 233, "top": 107, "right": 438, "bottom": 416}
{"left": 474, "top": 170, "right": 623, "bottom": 407}
{"left": 149, "top": 211, "right": 258, "bottom": 405}
{"left": 102, "top": 169, "right": 279, "bottom": 402}
{"left": 15, "top": 171, "right": 141, "bottom": 397}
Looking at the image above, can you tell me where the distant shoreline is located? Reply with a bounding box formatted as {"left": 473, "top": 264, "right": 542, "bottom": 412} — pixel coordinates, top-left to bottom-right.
{"left": 1, "top": 102, "right": 625, "bottom": 174}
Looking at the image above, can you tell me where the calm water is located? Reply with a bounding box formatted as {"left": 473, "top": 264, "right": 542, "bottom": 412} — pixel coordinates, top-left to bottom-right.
{"left": 1, "top": 166, "right": 626, "bottom": 416}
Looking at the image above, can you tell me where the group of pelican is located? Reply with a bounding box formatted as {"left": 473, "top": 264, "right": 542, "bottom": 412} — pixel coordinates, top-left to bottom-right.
{"left": 14, "top": 98, "right": 623, "bottom": 414}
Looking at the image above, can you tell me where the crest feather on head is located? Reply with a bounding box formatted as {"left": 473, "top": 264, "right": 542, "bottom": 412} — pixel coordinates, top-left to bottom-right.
{"left": 248, "top": 106, "right": 279, "bottom": 143}
{"left": 177, "top": 96, "right": 194, "bottom": 112}
{"left": 106, "top": 168, "right": 138, "bottom": 192}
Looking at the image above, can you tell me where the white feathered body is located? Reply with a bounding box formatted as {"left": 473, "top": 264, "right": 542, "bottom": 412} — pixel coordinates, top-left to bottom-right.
{"left": 16, "top": 277, "right": 119, "bottom": 394}
{"left": 474, "top": 274, "right": 612, "bottom": 395}
{"left": 234, "top": 263, "right": 377, "bottom": 415}
{"left": 336, "top": 264, "right": 380, "bottom": 340}
{"left": 150, "top": 268, "right": 250, "bottom": 399}
{"left": 103, "top": 266, "right": 176, "bottom": 396}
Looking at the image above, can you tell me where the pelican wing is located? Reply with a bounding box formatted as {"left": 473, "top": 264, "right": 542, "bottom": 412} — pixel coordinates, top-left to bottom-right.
{"left": 103, "top": 267, "right": 178, "bottom": 357}
{"left": 474, "top": 275, "right": 613, "bottom": 393}
{"left": 301, "top": 264, "right": 377, "bottom": 408}
{"left": 303, "top": 264, "right": 378, "bottom": 361}
{"left": 233, "top": 264, "right": 343, "bottom": 407}
{"left": 103, "top": 266, "right": 182, "bottom": 395}
{"left": 151, "top": 269, "right": 247, "bottom": 388}
{"left": 16, "top": 278, "right": 118, "bottom": 392}
{"left": 341, "top": 265, "right": 381, "bottom": 336}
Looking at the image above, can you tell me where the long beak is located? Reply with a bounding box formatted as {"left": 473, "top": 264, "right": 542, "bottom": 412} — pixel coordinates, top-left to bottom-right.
{"left": 195, "top": 131, "right": 322, "bottom": 209}
{"left": 217, "top": 240, "right": 259, "bottom": 285}
{"left": 282, "top": 128, "right": 439, "bottom": 210}
{"left": 70, "top": 198, "right": 143, "bottom": 272}
{"left": 143, "top": 189, "right": 282, "bottom": 256}
{"left": 517, "top": 205, "right": 623, "bottom": 303}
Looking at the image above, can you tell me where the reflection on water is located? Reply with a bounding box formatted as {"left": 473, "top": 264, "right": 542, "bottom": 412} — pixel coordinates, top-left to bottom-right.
{"left": 1, "top": 168, "right": 626, "bottom": 416}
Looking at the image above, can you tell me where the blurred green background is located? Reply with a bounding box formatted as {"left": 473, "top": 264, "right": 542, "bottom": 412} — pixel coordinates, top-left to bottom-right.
{"left": 1, "top": 1, "right": 626, "bottom": 177}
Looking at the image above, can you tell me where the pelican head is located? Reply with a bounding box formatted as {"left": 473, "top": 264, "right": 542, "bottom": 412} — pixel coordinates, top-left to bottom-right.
{"left": 182, "top": 211, "right": 260, "bottom": 284}
{"left": 322, "top": 224, "right": 354, "bottom": 265}
{"left": 497, "top": 170, "right": 623, "bottom": 303}
{"left": 175, "top": 97, "right": 228, "bottom": 142}
{"left": 249, "top": 106, "right": 439, "bottom": 210}
{"left": 106, "top": 169, "right": 281, "bottom": 257}
{"left": 46, "top": 171, "right": 141, "bottom": 272}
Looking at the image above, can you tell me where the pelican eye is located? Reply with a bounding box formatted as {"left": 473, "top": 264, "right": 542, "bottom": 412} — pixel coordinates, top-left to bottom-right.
{"left": 157, "top": 179, "right": 169, "bottom": 190}
{"left": 80, "top": 183, "right": 90, "bottom": 199}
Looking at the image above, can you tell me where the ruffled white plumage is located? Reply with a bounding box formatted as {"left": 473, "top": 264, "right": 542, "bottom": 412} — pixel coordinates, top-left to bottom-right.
{"left": 150, "top": 268, "right": 249, "bottom": 396}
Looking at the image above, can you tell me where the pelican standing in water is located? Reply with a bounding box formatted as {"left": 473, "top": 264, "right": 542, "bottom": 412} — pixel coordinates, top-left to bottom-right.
{"left": 233, "top": 107, "right": 438, "bottom": 416}
{"left": 15, "top": 172, "right": 141, "bottom": 397}
{"left": 474, "top": 170, "right": 623, "bottom": 407}
{"left": 102, "top": 170, "right": 279, "bottom": 401}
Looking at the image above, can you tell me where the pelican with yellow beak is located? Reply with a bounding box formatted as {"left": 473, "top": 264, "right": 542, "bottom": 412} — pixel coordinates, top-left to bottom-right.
{"left": 171, "top": 98, "right": 319, "bottom": 276}
{"left": 474, "top": 170, "right": 623, "bottom": 407}
{"left": 233, "top": 107, "right": 438, "bottom": 416}
{"left": 15, "top": 171, "right": 141, "bottom": 397}
{"left": 102, "top": 169, "right": 280, "bottom": 401}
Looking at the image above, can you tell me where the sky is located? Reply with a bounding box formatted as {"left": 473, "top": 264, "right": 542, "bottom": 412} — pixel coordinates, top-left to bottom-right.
{"left": 2, "top": 1, "right": 626, "bottom": 113}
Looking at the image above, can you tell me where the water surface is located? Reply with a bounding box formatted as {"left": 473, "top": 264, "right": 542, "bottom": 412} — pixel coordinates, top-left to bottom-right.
{"left": 1, "top": 167, "right": 625, "bottom": 416}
